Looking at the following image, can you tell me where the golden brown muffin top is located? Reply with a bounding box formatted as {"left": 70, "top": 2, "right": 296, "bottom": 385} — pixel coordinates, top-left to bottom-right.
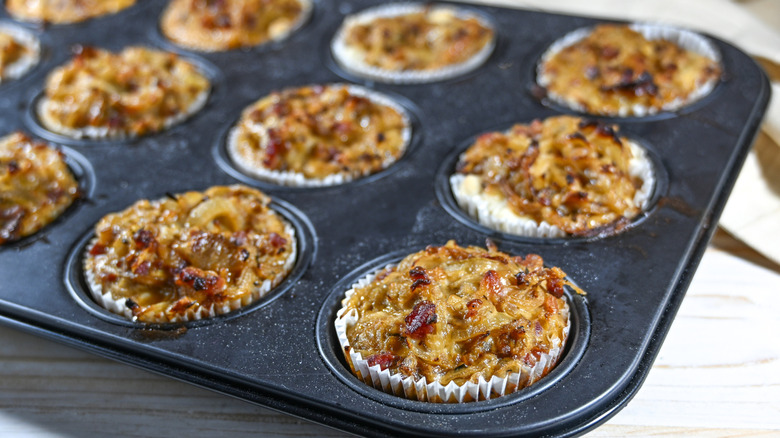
{"left": 229, "top": 84, "right": 410, "bottom": 181}
{"left": 85, "top": 185, "right": 295, "bottom": 323}
{"left": 342, "top": 6, "right": 493, "bottom": 72}
{"left": 6, "top": 0, "right": 136, "bottom": 24}
{"left": 539, "top": 24, "right": 721, "bottom": 116}
{"left": 39, "top": 46, "right": 210, "bottom": 139}
{"left": 0, "top": 32, "right": 30, "bottom": 77}
{"left": 0, "top": 132, "right": 79, "bottom": 245}
{"left": 456, "top": 115, "right": 646, "bottom": 237}
{"left": 341, "top": 240, "right": 571, "bottom": 386}
{"left": 161, "top": 0, "right": 310, "bottom": 51}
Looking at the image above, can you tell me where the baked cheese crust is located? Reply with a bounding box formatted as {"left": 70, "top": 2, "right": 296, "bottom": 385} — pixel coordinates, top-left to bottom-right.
{"left": 453, "top": 116, "right": 653, "bottom": 237}
{"left": 84, "top": 185, "right": 296, "bottom": 323}
{"left": 161, "top": 0, "right": 312, "bottom": 51}
{"left": 228, "top": 84, "right": 410, "bottom": 185}
{"left": 0, "top": 24, "right": 39, "bottom": 82}
{"left": 538, "top": 24, "right": 721, "bottom": 116}
{"left": 339, "top": 240, "right": 571, "bottom": 388}
{"left": 39, "top": 46, "right": 210, "bottom": 139}
{"left": 0, "top": 132, "right": 79, "bottom": 245}
{"left": 332, "top": 3, "right": 495, "bottom": 83}
{"left": 6, "top": 0, "right": 136, "bottom": 24}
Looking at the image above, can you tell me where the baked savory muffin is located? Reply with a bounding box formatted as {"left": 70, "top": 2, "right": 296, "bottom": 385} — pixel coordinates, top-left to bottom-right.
{"left": 0, "top": 132, "right": 79, "bottom": 245}
{"left": 227, "top": 83, "right": 411, "bottom": 186}
{"left": 336, "top": 240, "right": 575, "bottom": 402}
{"left": 160, "top": 0, "right": 312, "bottom": 52}
{"left": 331, "top": 3, "right": 495, "bottom": 83}
{"left": 84, "top": 185, "right": 296, "bottom": 323}
{"left": 6, "top": 0, "right": 136, "bottom": 24}
{"left": 537, "top": 23, "right": 721, "bottom": 116}
{"left": 0, "top": 23, "right": 40, "bottom": 83}
{"left": 450, "top": 115, "right": 654, "bottom": 238}
{"left": 39, "top": 46, "right": 211, "bottom": 140}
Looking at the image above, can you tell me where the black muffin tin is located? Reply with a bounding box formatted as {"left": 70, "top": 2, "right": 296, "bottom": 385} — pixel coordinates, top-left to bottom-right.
{"left": 0, "top": 1, "right": 770, "bottom": 437}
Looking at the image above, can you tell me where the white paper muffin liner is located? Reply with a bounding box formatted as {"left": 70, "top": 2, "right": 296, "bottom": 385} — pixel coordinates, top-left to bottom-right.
{"left": 227, "top": 83, "right": 412, "bottom": 187}
{"left": 335, "top": 264, "right": 571, "bottom": 403}
{"left": 537, "top": 22, "right": 722, "bottom": 117}
{"left": 37, "top": 77, "right": 210, "bottom": 140}
{"left": 0, "top": 22, "right": 41, "bottom": 83}
{"left": 450, "top": 139, "right": 655, "bottom": 238}
{"left": 331, "top": 3, "right": 496, "bottom": 84}
{"left": 163, "top": 0, "right": 313, "bottom": 52}
{"left": 83, "top": 219, "right": 297, "bottom": 323}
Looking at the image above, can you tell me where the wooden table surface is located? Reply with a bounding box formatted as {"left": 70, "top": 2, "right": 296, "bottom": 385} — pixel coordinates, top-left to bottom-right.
{"left": 2, "top": 229, "right": 779, "bottom": 437}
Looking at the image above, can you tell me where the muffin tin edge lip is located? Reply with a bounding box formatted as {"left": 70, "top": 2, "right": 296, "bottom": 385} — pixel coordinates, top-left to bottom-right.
{"left": 314, "top": 246, "right": 591, "bottom": 414}
{"left": 326, "top": 1, "right": 500, "bottom": 85}
{"left": 149, "top": 0, "right": 320, "bottom": 54}
{"left": 0, "top": 144, "right": 94, "bottom": 251}
{"left": 433, "top": 120, "right": 669, "bottom": 244}
{"left": 22, "top": 46, "right": 225, "bottom": 146}
{"left": 63, "top": 196, "right": 317, "bottom": 329}
{"left": 212, "top": 82, "right": 426, "bottom": 191}
{"left": 529, "top": 20, "right": 725, "bottom": 120}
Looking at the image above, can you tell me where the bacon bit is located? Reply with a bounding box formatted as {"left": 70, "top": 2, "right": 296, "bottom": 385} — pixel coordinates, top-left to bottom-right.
{"left": 409, "top": 266, "right": 431, "bottom": 292}
{"left": 480, "top": 270, "right": 502, "bottom": 299}
{"left": 546, "top": 275, "right": 565, "bottom": 298}
{"left": 543, "top": 294, "right": 560, "bottom": 314}
{"left": 515, "top": 270, "right": 528, "bottom": 286}
{"left": 366, "top": 352, "right": 397, "bottom": 370}
{"left": 268, "top": 232, "right": 287, "bottom": 248}
{"left": 403, "top": 301, "right": 437, "bottom": 339}
{"left": 263, "top": 130, "right": 285, "bottom": 169}
{"left": 89, "top": 242, "right": 107, "bottom": 256}
{"left": 465, "top": 299, "right": 483, "bottom": 319}
{"left": 176, "top": 266, "right": 226, "bottom": 295}
{"left": 131, "top": 260, "right": 151, "bottom": 276}
{"left": 376, "top": 132, "right": 385, "bottom": 143}
{"left": 133, "top": 229, "right": 156, "bottom": 250}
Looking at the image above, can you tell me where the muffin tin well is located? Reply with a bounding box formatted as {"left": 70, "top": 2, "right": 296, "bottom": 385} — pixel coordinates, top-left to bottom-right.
{"left": 0, "top": 1, "right": 770, "bottom": 437}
